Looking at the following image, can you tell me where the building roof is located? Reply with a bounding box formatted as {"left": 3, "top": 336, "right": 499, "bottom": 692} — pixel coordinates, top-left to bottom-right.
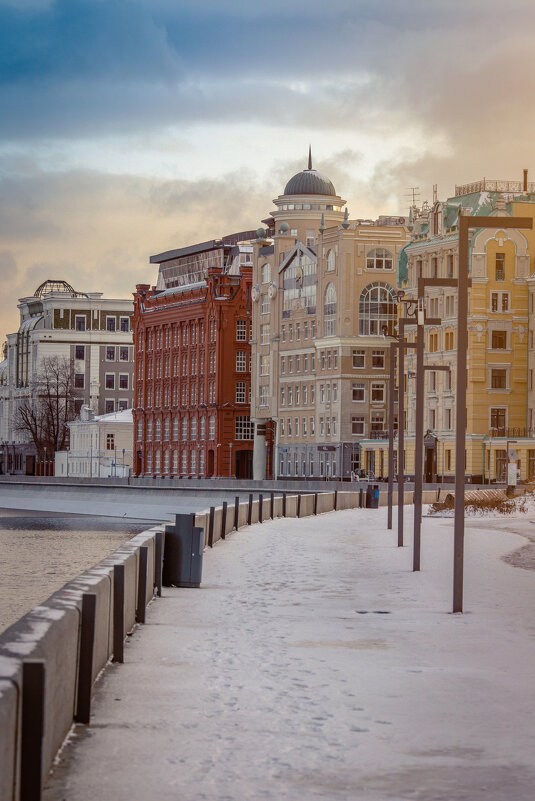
{"left": 283, "top": 169, "right": 337, "bottom": 197}
{"left": 34, "top": 279, "right": 88, "bottom": 298}
{"left": 282, "top": 148, "right": 337, "bottom": 197}
{"left": 95, "top": 409, "right": 133, "bottom": 423}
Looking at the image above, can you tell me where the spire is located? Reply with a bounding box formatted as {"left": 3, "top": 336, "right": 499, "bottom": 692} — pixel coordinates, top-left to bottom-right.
{"left": 308, "top": 145, "right": 312, "bottom": 171}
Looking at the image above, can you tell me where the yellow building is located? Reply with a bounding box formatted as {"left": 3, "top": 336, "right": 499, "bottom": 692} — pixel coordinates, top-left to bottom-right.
{"left": 393, "top": 177, "right": 535, "bottom": 484}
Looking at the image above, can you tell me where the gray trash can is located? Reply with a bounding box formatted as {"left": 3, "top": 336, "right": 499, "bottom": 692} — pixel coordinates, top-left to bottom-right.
{"left": 163, "top": 513, "right": 203, "bottom": 587}
{"left": 366, "top": 484, "right": 380, "bottom": 509}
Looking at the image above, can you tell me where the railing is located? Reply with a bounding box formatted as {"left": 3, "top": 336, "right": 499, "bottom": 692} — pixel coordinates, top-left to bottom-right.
{"left": 455, "top": 179, "right": 535, "bottom": 196}
{"left": 487, "top": 428, "right": 535, "bottom": 439}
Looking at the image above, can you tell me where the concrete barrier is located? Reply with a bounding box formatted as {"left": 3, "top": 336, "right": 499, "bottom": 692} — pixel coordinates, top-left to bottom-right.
{"left": 273, "top": 496, "right": 283, "bottom": 518}
{"left": 298, "top": 494, "right": 314, "bottom": 517}
{"left": 335, "top": 491, "right": 359, "bottom": 510}
{"left": 0, "top": 526, "right": 162, "bottom": 801}
{"left": 238, "top": 502, "right": 249, "bottom": 529}
{"left": 0, "top": 676, "right": 19, "bottom": 801}
{"left": 316, "top": 492, "right": 335, "bottom": 514}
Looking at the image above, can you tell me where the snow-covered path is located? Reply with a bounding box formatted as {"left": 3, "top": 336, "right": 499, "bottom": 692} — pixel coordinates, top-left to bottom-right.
{"left": 44, "top": 507, "right": 535, "bottom": 801}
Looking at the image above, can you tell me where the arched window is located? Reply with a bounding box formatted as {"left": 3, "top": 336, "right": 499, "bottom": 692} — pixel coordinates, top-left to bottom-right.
{"left": 155, "top": 419, "right": 161, "bottom": 441}
{"left": 261, "top": 263, "right": 271, "bottom": 284}
{"left": 324, "top": 283, "right": 337, "bottom": 337}
{"left": 359, "top": 282, "right": 397, "bottom": 336}
{"left": 326, "top": 249, "right": 335, "bottom": 272}
{"left": 155, "top": 449, "right": 161, "bottom": 472}
{"left": 164, "top": 418, "right": 170, "bottom": 441}
{"left": 366, "top": 248, "right": 394, "bottom": 270}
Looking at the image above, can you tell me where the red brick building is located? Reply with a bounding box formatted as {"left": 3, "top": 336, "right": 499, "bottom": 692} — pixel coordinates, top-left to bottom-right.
{"left": 132, "top": 233, "right": 255, "bottom": 478}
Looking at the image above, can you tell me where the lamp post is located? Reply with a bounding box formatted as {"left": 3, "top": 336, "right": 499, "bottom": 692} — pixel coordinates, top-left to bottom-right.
{"left": 506, "top": 439, "right": 518, "bottom": 497}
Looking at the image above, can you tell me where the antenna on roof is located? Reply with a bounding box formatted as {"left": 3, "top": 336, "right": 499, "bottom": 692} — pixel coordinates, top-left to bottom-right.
{"left": 308, "top": 145, "right": 312, "bottom": 171}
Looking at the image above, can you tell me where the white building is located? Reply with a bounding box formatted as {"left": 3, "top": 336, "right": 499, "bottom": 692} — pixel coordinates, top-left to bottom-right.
{"left": 55, "top": 407, "right": 133, "bottom": 478}
{"left": 0, "top": 279, "right": 134, "bottom": 475}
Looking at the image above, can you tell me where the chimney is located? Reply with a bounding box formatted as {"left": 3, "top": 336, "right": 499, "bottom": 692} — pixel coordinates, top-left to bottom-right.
{"left": 523, "top": 168, "right": 528, "bottom": 192}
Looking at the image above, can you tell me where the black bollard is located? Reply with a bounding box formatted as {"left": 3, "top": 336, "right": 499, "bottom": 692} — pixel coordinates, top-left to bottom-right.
{"left": 270, "top": 491, "right": 274, "bottom": 519}
{"left": 112, "top": 564, "right": 125, "bottom": 663}
{"left": 259, "top": 493, "right": 263, "bottom": 523}
{"left": 208, "top": 506, "right": 215, "bottom": 547}
{"left": 221, "top": 501, "right": 227, "bottom": 540}
{"left": 234, "top": 495, "right": 240, "bottom": 530}
{"left": 75, "top": 593, "right": 96, "bottom": 724}
{"left": 282, "top": 491, "right": 287, "bottom": 516}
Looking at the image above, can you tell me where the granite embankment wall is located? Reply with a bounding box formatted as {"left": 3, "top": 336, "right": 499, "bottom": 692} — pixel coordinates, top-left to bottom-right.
{"left": 0, "top": 489, "right": 375, "bottom": 801}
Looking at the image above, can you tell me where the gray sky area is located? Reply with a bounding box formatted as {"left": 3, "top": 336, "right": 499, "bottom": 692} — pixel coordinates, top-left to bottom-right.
{"left": 1, "top": 0, "right": 535, "bottom": 341}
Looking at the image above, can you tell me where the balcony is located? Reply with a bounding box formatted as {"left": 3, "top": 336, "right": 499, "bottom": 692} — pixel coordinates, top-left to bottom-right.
{"left": 487, "top": 427, "right": 535, "bottom": 439}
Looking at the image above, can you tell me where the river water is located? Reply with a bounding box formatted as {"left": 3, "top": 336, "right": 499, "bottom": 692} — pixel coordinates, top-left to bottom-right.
{"left": 0, "top": 509, "right": 152, "bottom": 634}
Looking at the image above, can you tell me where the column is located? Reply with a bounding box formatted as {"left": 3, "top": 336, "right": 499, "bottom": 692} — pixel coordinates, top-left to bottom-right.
{"left": 253, "top": 418, "right": 268, "bottom": 480}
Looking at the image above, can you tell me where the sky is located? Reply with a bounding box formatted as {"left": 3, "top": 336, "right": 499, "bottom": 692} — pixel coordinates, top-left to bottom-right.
{"left": 1, "top": 0, "right": 535, "bottom": 343}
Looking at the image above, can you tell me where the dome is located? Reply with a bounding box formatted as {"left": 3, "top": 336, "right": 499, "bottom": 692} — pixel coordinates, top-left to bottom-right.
{"left": 283, "top": 147, "right": 336, "bottom": 197}
{"left": 34, "top": 279, "right": 88, "bottom": 298}
{"left": 284, "top": 169, "right": 337, "bottom": 197}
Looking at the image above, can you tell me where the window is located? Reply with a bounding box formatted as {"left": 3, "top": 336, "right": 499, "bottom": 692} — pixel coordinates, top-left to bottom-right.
{"left": 303, "top": 385, "right": 308, "bottom": 404}
{"left": 446, "top": 254, "right": 454, "bottom": 278}
{"left": 352, "top": 382, "right": 365, "bottom": 402}
{"left": 491, "top": 369, "right": 507, "bottom": 389}
{"left": 288, "top": 357, "right": 293, "bottom": 373}
{"left": 445, "top": 330, "right": 455, "bottom": 350}
{"left": 236, "top": 382, "right": 246, "bottom": 403}
{"left": 181, "top": 418, "right": 188, "bottom": 441}
{"left": 306, "top": 229, "right": 315, "bottom": 247}
{"left": 491, "top": 292, "right": 509, "bottom": 312}
{"left": 75, "top": 345, "right": 85, "bottom": 360}
{"left": 236, "top": 351, "right": 247, "bottom": 372}
{"left": 428, "top": 409, "right": 436, "bottom": 429}
{"left": 209, "top": 416, "right": 215, "bottom": 440}
{"left": 191, "top": 418, "right": 197, "bottom": 441}
{"left": 366, "top": 248, "right": 393, "bottom": 270}
{"left": 260, "top": 325, "right": 270, "bottom": 345}
{"left": 280, "top": 419, "right": 285, "bottom": 437}
{"left": 296, "top": 355, "right": 301, "bottom": 372}
{"left": 259, "top": 354, "right": 270, "bottom": 376}
{"left": 106, "top": 317, "right": 116, "bottom": 332}
{"left": 491, "top": 330, "right": 507, "bottom": 349}
{"left": 372, "top": 350, "right": 385, "bottom": 369}
{"left": 280, "top": 357, "right": 285, "bottom": 374}
{"left": 74, "top": 373, "right": 84, "bottom": 389}
{"left": 303, "top": 354, "right": 309, "bottom": 372}
{"left": 261, "top": 263, "right": 271, "bottom": 284}
{"left": 289, "top": 324, "right": 294, "bottom": 342}
{"left": 120, "top": 317, "right": 130, "bottom": 333}
{"left": 119, "top": 346, "right": 129, "bottom": 361}
{"left": 75, "top": 315, "right": 86, "bottom": 332}
{"left": 106, "top": 346, "right": 115, "bottom": 361}
{"left": 352, "top": 415, "right": 365, "bottom": 435}
{"left": 324, "top": 283, "right": 336, "bottom": 337}
{"left": 280, "top": 387, "right": 285, "bottom": 405}
{"left": 105, "top": 400, "right": 114, "bottom": 414}
{"left": 296, "top": 322, "right": 301, "bottom": 341}
{"left": 326, "top": 249, "right": 335, "bottom": 271}
{"left": 495, "top": 253, "right": 505, "bottom": 282}
{"left": 235, "top": 416, "right": 254, "bottom": 440}
{"left": 359, "top": 282, "right": 397, "bottom": 336}
{"left": 147, "top": 419, "right": 153, "bottom": 441}
{"left": 288, "top": 387, "right": 293, "bottom": 405}
{"left": 119, "top": 374, "right": 128, "bottom": 390}
{"left": 295, "top": 386, "right": 300, "bottom": 405}
{"left": 371, "top": 412, "right": 385, "bottom": 433}
{"left": 302, "top": 417, "right": 307, "bottom": 435}
{"left": 353, "top": 349, "right": 365, "bottom": 368}
{"left": 105, "top": 374, "right": 115, "bottom": 390}
{"left": 371, "top": 383, "right": 385, "bottom": 403}
{"left": 106, "top": 433, "right": 115, "bottom": 450}
{"left": 236, "top": 320, "right": 247, "bottom": 341}
{"left": 295, "top": 417, "right": 299, "bottom": 436}
{"left": 445, "top": 295, "right": 455, "bottom": 317}
{"left": 164, "top": 419, "right": 170, "bottom": 441}
{"left": 490, "top": 407, "right": 506, "bottom": 433}
{"left": 261, "top": 294, "right": 270, "bottom": 315}
{"left": 154, "top": 419, "right": 161, "bottom": 441}
{"left": 445, "top": 408, "right": 452, "bottom": 429}
{"left": 259, "top": 386, "right": 269, "bottom": 406}
{"left": 429, "top": 371, "right": 436, "bottom": 392}
{"left": 429, "top": 331, "right": 439, "bottom": 352}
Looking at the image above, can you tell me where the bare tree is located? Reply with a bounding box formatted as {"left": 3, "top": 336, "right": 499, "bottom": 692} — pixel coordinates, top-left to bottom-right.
{"left": 14, "top": 356, "right": 80, "bottom": 458}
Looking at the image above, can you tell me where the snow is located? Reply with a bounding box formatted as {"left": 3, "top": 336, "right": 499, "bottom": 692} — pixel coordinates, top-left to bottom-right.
{"left": 44, "top": 506, "right": 535, "bottom": 801}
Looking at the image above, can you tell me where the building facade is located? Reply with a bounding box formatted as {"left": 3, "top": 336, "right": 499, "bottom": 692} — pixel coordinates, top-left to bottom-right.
{"left": 250, "top": 154, "right": 409, "bottom": 479}
{"left": 0, "top": 280, "right": 134, "bottom": 475}
{"left": 55, "top": 407, "right": 133, "bottom": 478}
{"left": 132, "top": 233, "right": 255, "bottom": 478}
{"left": 382, "top": 176, "right": 535, "bottom": 484}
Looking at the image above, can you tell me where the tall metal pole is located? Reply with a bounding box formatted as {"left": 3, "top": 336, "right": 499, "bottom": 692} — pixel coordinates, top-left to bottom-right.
{"left": 454, "top": 214, "right": 469, "bottom": 611}
{"left": 413, "top": 308, "right": 425, "bottom": 572}
{"left": 387, "top": 341, "right": 396, "bottom": 530}
{"left": 397, "top": 321, "right": 405, "bottom": 547}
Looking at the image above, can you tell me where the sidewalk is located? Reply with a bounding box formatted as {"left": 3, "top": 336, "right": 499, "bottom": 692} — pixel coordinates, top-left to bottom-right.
{"left": 44, "top": 507, "right": 535, "bottom": 801}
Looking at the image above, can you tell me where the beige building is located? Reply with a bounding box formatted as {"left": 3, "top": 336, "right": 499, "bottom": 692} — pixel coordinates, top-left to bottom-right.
{"left": 250, "top": 153, "right": 409, "bottom": 479}
{"left": 55, "top": 407, "right": 133, "bottom": 478}
{"left": 365, "top": 178, "right": 535, "bottom": 484}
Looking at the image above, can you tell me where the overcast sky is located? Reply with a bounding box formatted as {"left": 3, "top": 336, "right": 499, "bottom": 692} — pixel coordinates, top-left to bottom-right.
{"left": 1, "top": 0, "right": 535, "bottom": 342}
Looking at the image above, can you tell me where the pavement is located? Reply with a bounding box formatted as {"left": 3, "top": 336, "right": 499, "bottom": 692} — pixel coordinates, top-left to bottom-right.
{"left": 44, "top": 506, "right": 535, "bottom": 801}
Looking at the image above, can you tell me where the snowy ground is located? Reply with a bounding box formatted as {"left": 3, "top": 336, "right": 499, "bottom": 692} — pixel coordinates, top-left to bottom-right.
{"left": 44, "top": 506, "right": 535, "bottom": 801}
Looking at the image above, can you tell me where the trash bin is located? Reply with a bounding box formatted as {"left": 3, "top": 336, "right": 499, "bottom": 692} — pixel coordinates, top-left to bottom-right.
{"left": 366, "top": 483, "right": 380, "bottom": 509}
{"left": 162, "top": 513, "right": 203, "bottom": 587}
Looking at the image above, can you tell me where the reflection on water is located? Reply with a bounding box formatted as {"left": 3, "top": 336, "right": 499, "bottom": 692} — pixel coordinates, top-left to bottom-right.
{"left": 0, "top": 509, "right": 152, "bottom": 634}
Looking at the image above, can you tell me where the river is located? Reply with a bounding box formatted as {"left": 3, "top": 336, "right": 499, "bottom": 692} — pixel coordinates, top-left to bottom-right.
{"left": 0, "top": 509, "right": 154, "bottom": 634}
